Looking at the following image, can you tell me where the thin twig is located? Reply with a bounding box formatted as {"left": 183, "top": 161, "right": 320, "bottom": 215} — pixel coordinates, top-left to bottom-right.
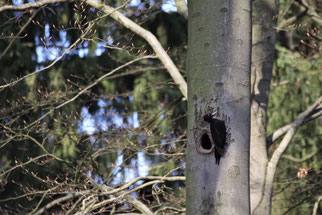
{"left": 0, "top": 8, "right": 40, "bottom": 61}
{"left": 24, "top": 55, "right": 157, "bottom": 129}
{"left": 282, "top": 149, "right": 321, "bottom": 162}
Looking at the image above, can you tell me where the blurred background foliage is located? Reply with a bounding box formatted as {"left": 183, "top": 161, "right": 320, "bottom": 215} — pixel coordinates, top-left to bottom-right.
{"left": 0, "top": 0, "right": 320, "bottom": 214}
{"left": 268, "top": 0, "right": 322, "bottom": 214}
{"left": 0, "top": 0, "right": 187, "bottom": 213}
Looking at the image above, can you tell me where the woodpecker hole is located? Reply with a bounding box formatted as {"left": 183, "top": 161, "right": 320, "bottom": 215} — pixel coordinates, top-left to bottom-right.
{"left": 196, "top": 130, "right": 214, "bottom": 154}
{"left": 201, "top": 134, "right": 212, "bottom": 150}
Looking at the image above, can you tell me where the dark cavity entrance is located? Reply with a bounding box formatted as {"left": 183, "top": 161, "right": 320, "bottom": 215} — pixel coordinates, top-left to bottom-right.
{"left": 201, "top": 133, "right": 212, "bottom": 150}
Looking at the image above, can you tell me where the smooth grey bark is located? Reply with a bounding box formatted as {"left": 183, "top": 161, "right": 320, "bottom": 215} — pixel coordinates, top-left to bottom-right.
{"left": 186, "top": 0, "right": 252, "bottom": 214}
{"left": 250, "top": 1, "right": 277, "bottom": 214}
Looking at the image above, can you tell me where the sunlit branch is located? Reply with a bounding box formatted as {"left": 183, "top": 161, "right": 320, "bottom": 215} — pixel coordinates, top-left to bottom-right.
{"left": 0, "top": 0, "right": 70, "bottom": 12}
{"left": 312, "top": 196, "right": 322, "bottom": 215}
{"left": 0, "top": 0, "right": 188, "bottom": 99}
{"left": 65, "top": 195, "right": 86, "bottom": 215}
{"left": 267, "top": 97, "right": 322, "bottom": 148}
{"left": 264, "top": 97, "right": 322, "bottom": 206}
{"left": 277, "top": 0, "right": 322, "bottom": 30}
{"left": 277, "top": 1, "right": 307, "bottom": 30}
{"left": 155, "top": 206, "right": 186, "bottom": 214}
{"left": 97, "top": 175, "right": 185, "bottom": 196}
{"left": 86, "top": 38, "right": 132, "bottom": 54}
{"left": 33, "top": 191, "right": 90, "bottom": 215}
{"left": 126, "top": 195, "right": 154, "bottom": 215}
{"left": 299, "top": 0, "right": 322, "bottom": 26}
{"left": 31, "top": 175, "right": 185, "bottom": 214}
{"left": 86, "top": 175, "right": 185, "bottom": 213}
{"left": 269, "top": 96, "right": 322, "bottom": 159}
{"left": 83, "top": 0, "right": 188, "bottom": 99}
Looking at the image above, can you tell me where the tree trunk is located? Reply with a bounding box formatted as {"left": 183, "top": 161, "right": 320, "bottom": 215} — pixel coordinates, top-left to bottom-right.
{"left": 250, "top": 0, "right": 278, "bottom": 214}
{"left": 186, "top": 0, "right": 252, "bottom": 214}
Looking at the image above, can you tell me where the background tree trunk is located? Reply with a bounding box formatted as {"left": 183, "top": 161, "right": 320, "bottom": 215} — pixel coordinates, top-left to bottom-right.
{"left": 186, "top": 0, "right": 252, "bottom": 214}
{"left": 250, "top": 1, "right": 278, "bottom": 214}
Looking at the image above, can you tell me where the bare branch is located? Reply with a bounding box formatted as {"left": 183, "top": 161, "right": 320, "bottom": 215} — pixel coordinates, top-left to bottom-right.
{"left": 0, "top": 154, "right": 48, "bottom": 177}
{"left": 282, "top": 149, "right": 321, "bottom": 162}
{"left": 303, "top": 108, "right": 322, "bottom": 123}
{"left": 269, "top": 96, "right": 322, "bottom": 159}
{"left": 126, "top": 195, "right": 154, "bottom": 215}
{"left": 0, "top": 33, "right": 81, "bottom": 92}
{"left": 32, "top": 175, "right": 185, "bottom": 214}
{"left": 155, "top": 206, "right": 186, "bottom": 214}
{"left": 0, "top": 0, "right": 188, "bottom": 99}
{"left": 282, "top": 194, "right": 314, "bottom": 215}
{"left": 0, "top": 0, "right": 70, "bottom": 13}
{"left": 267, "top": 124, "right": 292, "bottom": 147}
{"left": 256, "top": 97, "right": 322, "bottom": 214}
{"left": 83, "top": 0, "right": 188, "bottom": 99}
{"left": 0, "top": 8, "right": 39, "bottom": 61}
{"left": 278, "top": 2, "right": 307, "bottom": 30}
{"left": 267, "top": 97, "right": 322, "bottom": 147}
{"left": 87, "top": 175, "right": 185, "bottom": 213}
{"left": 277, "top": 0, "right": 322, "bottom": 30}
{"left": 98, "top": 175, "right": 185, "bottom": 196}
{"left": 312, "top": 196, "right": 322, "bottom": 215}
{"left": 0, "top": 1, "right": 128, "bottom": 91}
{"left": 300, "top": 0, "right": 322, "bottom": 26}
{"left": 33, "top": 191, "right": 90, "bottom": 215}
{"left": 24, "top": 55, "right": 157, "bottom": 129}
{"left": 0, "top": 123, "right": 66, "bottom": 162}
{"left": 262, "top": 97, "right": 322, "bottom": 209}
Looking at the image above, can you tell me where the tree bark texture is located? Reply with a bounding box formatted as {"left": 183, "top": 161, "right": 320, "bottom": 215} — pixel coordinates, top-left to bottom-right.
{"left": 250, "top": 1, "right": 278, "bottom": 214}
{"left": 186, "top": 0, "right": 252, "bottom": 214}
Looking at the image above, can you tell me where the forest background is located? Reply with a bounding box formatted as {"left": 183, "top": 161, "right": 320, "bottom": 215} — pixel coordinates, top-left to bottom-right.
{"left": 0, "top": 0, "right": 321, "bottom": 214}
